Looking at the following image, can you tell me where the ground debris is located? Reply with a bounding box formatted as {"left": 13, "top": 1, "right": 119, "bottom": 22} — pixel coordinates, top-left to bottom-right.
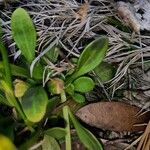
{"left": 76, "top": 102, "right": 150, "bottom": 132}
{"left": 103, "top": 140, "right": 136, "bottom": 150}
{"left": 117, "top": 0, "right": 150, "bottom": 33}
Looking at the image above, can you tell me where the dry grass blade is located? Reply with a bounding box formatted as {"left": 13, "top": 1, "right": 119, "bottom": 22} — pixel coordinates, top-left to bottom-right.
{"left": 137, "top": 121, "right": 150, "bottom": 150}
{"left": 124, "top": 135, "right": 142, "bottom": 150}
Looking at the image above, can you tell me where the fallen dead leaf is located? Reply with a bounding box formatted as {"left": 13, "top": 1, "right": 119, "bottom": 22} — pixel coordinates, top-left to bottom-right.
{"left": 76, "top": 102, "right": 150, "bottom": 132}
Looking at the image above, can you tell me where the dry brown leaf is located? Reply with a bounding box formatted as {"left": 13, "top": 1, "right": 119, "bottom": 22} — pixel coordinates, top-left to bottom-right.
{"left": 76, "top": 102, "right": 150, "bottom": 132}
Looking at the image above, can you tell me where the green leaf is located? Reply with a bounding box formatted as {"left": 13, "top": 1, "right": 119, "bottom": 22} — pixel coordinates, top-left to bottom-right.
{"left": 70, "top": 57, "right": 78, "bottom": 64}
{"left": 18, "top": 132, "right": 40, "bottom": 150}
{"left": 65, "top": 84, "right": 74, "bottom": 96}
{"left": 72, "top": 93, "right": 85, "bottom": 103}
{"left": 46, "top": 96, "right": 60, "bottom": 114}
{"left": 66, "top": 37, "right": 108, "bottom": 85}
{"left": 0, "top": 61, "right": 29, "bottom": 78}
{"left": 10, "top": 64, "right": 29, "bottom": 78}
{"left": 45, "top": 46, "right": 59, "bottom": 63}
{"left": 11, "top": 8, "right": 36, "bottom": 63}
{"left": 32, "top": 62, "right": 43, "bottom": 80}
{"left": 42, "top": 135, "right": 60, "bottom": 150}
{"left": 0, "top": 91, "right": 10, "bottom": 106}
{"left": 21, "top": 86, "right": 48, "bottom": 122}
{"left": 76, "top": 37, "right": 108, "bottom": 76}
{"left": 94, "top": 62, "right": 115, "bottom": 82}
{"left": 0, "top": 80, "right": 16, "bottom": 106}
{"left": 0, "top": 42, "right": 12, "bottom": 88}
{"left": 45, "top": 127, "right": 66, "bottom": 140}
{"left": 73, "top": 77, "right": 94, "bottom": 93}
{"left": 68, "top": 107, "right": 103, "bottom": 150}
{"left": 0, "top": 92, "right": 6, "bottom": 104}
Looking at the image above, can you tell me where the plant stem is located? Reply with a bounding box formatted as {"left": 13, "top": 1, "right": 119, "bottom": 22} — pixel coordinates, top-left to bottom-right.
{"left": 0, "top": 43, "right": 12, "bottom": 87}
{"left": 61, "top": 91, "right": 72, "bottom": 150}
{"left": 61, "top": 90, "right": 67, "bottom": 103}
{"left": 63, "top": 106, "right": 72, "bottom": 150}
{"left": 0, "top": 42, "right": 32, "bottom": 129}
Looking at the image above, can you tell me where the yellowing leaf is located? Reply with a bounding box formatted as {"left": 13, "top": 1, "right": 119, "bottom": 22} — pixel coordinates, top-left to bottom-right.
{"left": 21, "top": 86, "right": 48, "bottom": 122}
{"left": 14, "top": 79, "right": 30, "bottom": 98}
{"left": 0, "top": 134, "right": 16, "bottom": 150}
{"left": 48, "top": 78, "right": 64, "bottom": 95}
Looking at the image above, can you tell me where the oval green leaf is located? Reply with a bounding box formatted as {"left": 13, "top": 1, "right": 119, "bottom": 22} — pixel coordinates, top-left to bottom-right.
{"left": 66, "top": 37, "right": 108, "bottom": 85}
{"left": 77, "top": 37, "right": 108, "bottom": 75}
{"left": 68, "top": 107, "right": 103, "bottom": 150}
{"left": 42, "top": 135, "right": 60, "bottom": 150}
{"left": 73, "top": 77, "right": 94, "bottom": 93}
{"left": 21, "top": 86, "right": 48, "bottom": 122}
{"left": 11, "top": 8, "right": 36, "bottom": 63}
{"left": 72, "top": 93, "right": 85, "bottom": 103}
{"left": 45, "top": 127, "right": 66, "bottom": 140}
